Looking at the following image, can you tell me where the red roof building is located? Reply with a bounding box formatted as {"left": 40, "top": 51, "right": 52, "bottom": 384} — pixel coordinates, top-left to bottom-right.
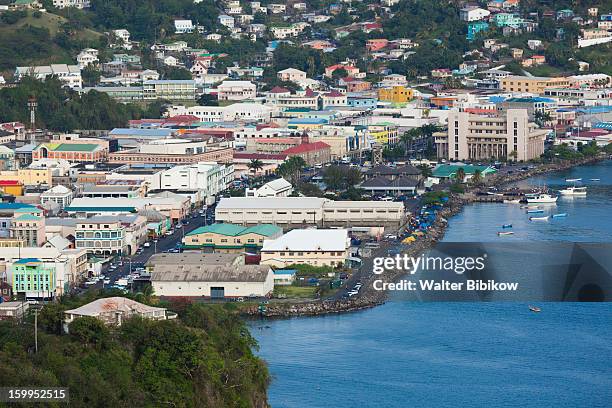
{"left": 282, "top": 141, "right": 331, "bottom": 166}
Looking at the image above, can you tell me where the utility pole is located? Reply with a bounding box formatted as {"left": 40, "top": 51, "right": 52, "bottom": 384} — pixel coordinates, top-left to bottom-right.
{"left": 34, "top": 308, "right": 38, "bottom": 353}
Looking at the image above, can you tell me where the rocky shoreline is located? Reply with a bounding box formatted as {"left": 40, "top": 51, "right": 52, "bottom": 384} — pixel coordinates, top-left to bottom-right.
{"left": 243, "top": 155, "right": 604, "bottom": 318}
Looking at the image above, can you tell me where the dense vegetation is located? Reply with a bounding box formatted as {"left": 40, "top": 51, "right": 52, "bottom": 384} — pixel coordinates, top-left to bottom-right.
{"left": 0, "top": 293, "right": 269, "bottom": 407}
{"left": 0, "top": 78, "right": 164, "bottom": 131}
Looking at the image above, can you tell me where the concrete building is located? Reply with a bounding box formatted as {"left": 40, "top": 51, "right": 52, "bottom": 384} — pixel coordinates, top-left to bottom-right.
{"left": 437, "top": 109, "right": 547, "bottom": 161}
{"left": 182, "top": 223, "right": 282, "bottom": 252}
{"left": 142, "top": 80, "right": 196, "bottom": 100}
{"left": 0, "top": 301, "right": 28, "bottom": 320}
{"left": 14, "top": 64, "right": 82, "bottom": 89}
{"left": 215, "top": 197, "right": 405, "bottom": 229}
{"left": 74, "top": 218, "right": 127, "bottom": 256}
{"left": 277, "top": 68, "right": 307, "bottom": 82}
{"left": 68, "top": 197, "right": 190, "bottom": 223}
{"left": 10, "top": 213, "right": 45, "bottom": 247}
{"left": 11, "top": 258, "right": 58, "bottom": 299}
{"left": 40, "top": 185, "right": 73, "bottom": 209}
{"left": 261, "top": 229, "right": 350, "bottom": 268}
{"left": 151, "top": 263, "right": 274, "bottom": 298}
{"left": 217, "top": 80, "right": 256, "bottom": 101}
{"left": 64, "top": 297, "right": 168, "bottom": 328}
{"left": 52, "top": 0, "right": 90, "bottom": 9}
{"left": 32, "top": 142, "right": 108, "bottom": 162}
{"left": 500, "top": 76, "right": 572, "bottom": 93}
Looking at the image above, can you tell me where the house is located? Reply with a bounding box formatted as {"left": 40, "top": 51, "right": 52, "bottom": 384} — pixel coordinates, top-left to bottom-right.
{"left": 460, "top": 7, "right": 491, "bottom": 22}
{"left": 321, "top": 91, "right": 347, "bottom": 108}
{"left": 52, "top": 0, "right": 90, "bottom": 9}
{"left": 40, "top": 185, "right": 73, "bottom": 209}
{"left": 245, "top": 178, "right": 293, "bottom": 197}
{"left": 218, "top": 14, "right": 235, "bottom": 28}
{"left": 217, "top": 80, "right": 256, "bottom": 101}
{"left": 366, "top": 39, "right": 389, "bottom": 51}
{"left": 325, "top": 64, "right": 360, "bottom": 78}
{"left": 467, "top": 21, "right": 489, "bottom": 40}
{"left": 378, "top": 86, "right": 413, "bottom": 103}
{"left": 277, "top": 68, "right": 307, "bottom": 82}
{"left": 76, "top": 48, "right": 99, "bottom": 69}
{"left": 112, "top": 29, "right": 131, "bottom": 49}
{"left": 64, "top": 297, "right": 169, "bottom": 328}
{"left": 162, "top": 56, "right": 178, "bottom": 67}
{"left": 174, "top": 19, "right": 194, "bottom": 34}
{"left": 273, "top": 269, "right": 296, "bottom": 285}
{"left": 0, "top": 301, "right": 27, "bottom": 320}
{"left": 182, "top": 223, "right": 283, "bottom": 251}
{"left": 261, "top": 229, "right": 350, "bottom": 268}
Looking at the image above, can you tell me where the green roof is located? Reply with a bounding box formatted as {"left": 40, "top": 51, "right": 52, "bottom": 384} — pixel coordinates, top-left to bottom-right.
{"left": 243, "top": 224, "right": 282, "bottom": 236}
{"left": 432, "top": 165, "right": 496, "bottom": 178}
{"left": 53, "top": 143, "right": 99, "bottom": 152}
{"left": 187, "top": 223, "right": 281, "bottom": 237}
{"left": 14, "top": 214, "right": 40, "bottom": 221}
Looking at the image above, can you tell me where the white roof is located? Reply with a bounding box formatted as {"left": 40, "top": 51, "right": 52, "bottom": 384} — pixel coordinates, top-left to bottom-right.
{"left": 278, "top": 68, "right": 306, "bottom": 74}
{"left": 42, "top": 185, "right": 72, "bottom": 196}
{"left": 65, "top": 297, "right": 165, "bottom": 317}
{"left": 261, "top": 177, "right": 292, "bottom": 192}
{"left": 262, "top": 229, "right": 349, "bottom": 251}
{"left": 217, "top": 197, "right": 325, "bottom": 210}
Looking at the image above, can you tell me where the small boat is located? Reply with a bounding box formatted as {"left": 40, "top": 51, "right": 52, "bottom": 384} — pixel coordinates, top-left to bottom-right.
{"left": 527, "top": 209, "right": 544, "bottom": 214}
{"left": 502, "top": 224, "right": 512, "bottom": 228}
{"left": 497, "top": 231, "right": 514, "bottom": 236}
{"left": 590, "top": 178, "right": 600, "bottom": 181}
{"left": 529, "top": 216, "right": 549, "bottom": 221}
{"left": 529, "top": 305, "right": 541, "bottom": 313}
{"left": 565, "top": 178, "right": 582, "bottom": 182}
{"left": 559, "top": 186, "right": 587, "bottom": 196}
{"left": 552, "top": 213, "right": 567, "bottom": 218}
{"left": 527, "top": 193, "right": 557, "bottom": 204}
{"left": 503, "top": 199, "right": 521, "bottom": 204}
{"left": 520, "top": 205, "right": 540, "bottom": 209}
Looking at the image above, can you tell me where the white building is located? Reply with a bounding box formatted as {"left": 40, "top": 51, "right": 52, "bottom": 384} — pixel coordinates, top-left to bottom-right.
{"left": 64, "top": 297, "right": 168, "bottom": 328}
{"left": 112, "top": 29, "right": 131, "bottom": 49}
{"left": 261, "top": 229, "right": 350, "bottom": 268}
{"left": 174, "top": 19, "right": 194, "bottom": 34}
{"left": 246, "top": 178, "right": 293, "bottom": 197}
{"left": 76, "top": 48, "right": 99, "bottom": 69}
{"left": 160, "top": 162, "right": 233, "bottom": 197}
{"left": 217, "top": 80, "right": 256, "bottom": 101}
{"left": 52, "top": 0, "right": 90, "bottom": 9}
{"left": 215, "top": 197, "right": 405, "bottom": 228}
{"left": 151, "top": 264, "right": 274, "bottom": 298}
{"left": 40, "top": 185, "right": 73, "bottom": 209}
{"left": 460, "top": 7, "right": 491, "bottom": 22}
{"left": 165, "top": 103, "right": 274, "bottom": 123}
{"left": 218, "top": 14, "right": 235, "bottom": 28}
{"left": 14, "top": 64, "right": 82, "bottom": 89}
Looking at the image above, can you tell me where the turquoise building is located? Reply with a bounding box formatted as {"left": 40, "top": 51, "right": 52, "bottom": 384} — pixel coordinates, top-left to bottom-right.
{"left": 467, "top": 22, "right": 489, "bottom": 40}
{"left": 11, "top": 258, "right": 56, "bottom": 299}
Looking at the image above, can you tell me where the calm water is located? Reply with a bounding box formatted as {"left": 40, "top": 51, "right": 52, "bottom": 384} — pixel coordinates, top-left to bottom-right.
{"left": 251, "top": 161, "right": 612, "bottom": 408}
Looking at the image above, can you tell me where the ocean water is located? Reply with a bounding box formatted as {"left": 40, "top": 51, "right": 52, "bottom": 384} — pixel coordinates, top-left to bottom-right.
{"left": 251, "top": 161, "right": 612, "bottom": 408}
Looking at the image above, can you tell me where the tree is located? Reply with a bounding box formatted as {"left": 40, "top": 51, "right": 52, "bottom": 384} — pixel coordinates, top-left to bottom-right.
{"left": 297, "top": 182, "right": 323, "bottom": 197}
{"left": 197, "top": 93, "right": 218, "bottom": 106}
{"left": 68, "top": 316, "right": 109, "bottom": 348}
{"left": 276, "top": 156, "right": 306, "bottom": 184}
{"left": 454, "top": 167, "right": 466, "bottom": 183}
{"left": 331, "top": 68, "right": 348, "bottom": 81}
{"left": 247, "top": 159, "right": 264, "bottom": 176}
{"left": 471, "top": 169, "right": 483, "bottom": 186}
{"left": 509, "top": 150, "right": 518, "bottom": 161}
{"left": 323, "top": 166, "right": 344, "bottom": 190}
{"left": 418, "top": 164, "right": 432, "bottom": 178}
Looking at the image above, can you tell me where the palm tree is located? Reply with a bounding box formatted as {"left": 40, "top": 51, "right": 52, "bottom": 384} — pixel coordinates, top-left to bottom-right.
{"left": 247, "top": 159, "right": 264, "bottom": 176}
{"left": 418, "top": 164, "right": 432, "bottom": 178}
{"left": 509, "top": 150, "right": 518, "bottom": 162}
{"left": 401, "top": 128, "right": 420, "bottom": 156}
{"left": 471, "top": 169, "right": 483, "bottom": 186}
{"left": 454, "top": 168, "right": 466, "bottom": 183}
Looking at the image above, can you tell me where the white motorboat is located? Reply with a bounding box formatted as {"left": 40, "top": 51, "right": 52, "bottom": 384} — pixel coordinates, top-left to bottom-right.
{"left": 529, "top": 216, "right": 549, "bottom": 221}
{"left": 526, "top": 193, "right": 557, "bottom": 204}
{"left": 565, "top": 178, "right": 582, "bottom": 182}
{"left": 559, "top": 186, "right": 587, "bottom": 196}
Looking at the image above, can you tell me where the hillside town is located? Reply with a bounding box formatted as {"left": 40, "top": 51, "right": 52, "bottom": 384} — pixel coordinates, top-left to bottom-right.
{"left": 0, "top": 0, "right": 611, "bottom": 312}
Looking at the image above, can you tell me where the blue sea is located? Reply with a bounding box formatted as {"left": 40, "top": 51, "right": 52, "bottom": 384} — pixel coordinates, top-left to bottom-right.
{"left": 251, "top": 161, "right": 612, "bottom": 408}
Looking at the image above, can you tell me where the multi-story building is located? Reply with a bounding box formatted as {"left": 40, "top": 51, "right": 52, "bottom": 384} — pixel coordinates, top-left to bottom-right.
{"left": 52, "top": 0, "right": 90, "bottom": 9}
{"left": 217, "top": 81, "right": 256, "bottom": 101}
{"left": 500, "top": 76, "right": 572, "bottom": 93}
{"left": 32, "top": 143, "right": 108, "bottom": 162}
{"left": 10, "top": 213, "right": 45, "bottom": 247}
{"left": 260, "top": 229, "right": 350, "bottom": 268}
{"left": 277, "top": 68, "right": 307, "bottom": 82}
{"left": 11, "top": 258, "right": 57, "bottom": 299}
{"left": 436, "top": 109, "right": 547, "bottom": 161}
{"left": 378, "top": 86, "right": 414, "bottom": 103}
{"left": 75, "top": 218, "right": 126, "bottom": 256}
{"left": 159, "top": 162, "right": 234, "bottom": 197}
{"left": 40, "top": 185, "right": 73, "bottom": 209}
{"left": 142, "top": 80, "right": 196, "bottom": 100}
{"left": 14, "top": 64, "right": 82, "bottom": 89}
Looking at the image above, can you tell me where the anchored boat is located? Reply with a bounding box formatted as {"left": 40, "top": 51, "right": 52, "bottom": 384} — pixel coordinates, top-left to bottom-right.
{"left": 497, "top": 231, "right": 514, "bottom": 236}
{"left": 526, "top": 193, "right": 558, "bottom": 204}
{"left": 559, "top": 186, "right": 587, "bottom": 196}
{"left": 529, "top": 216, "right": 549, "bottom": 221}
{"left": 565, "top": 178, "right": 582, "bottom": 182}
{"left": 529, "top": 305, "right": 541, "bottom": 313}
{"left": 552, "top": 213, "right": 567, "bottom": 218}
{"left": 502, "top": 224, "right": 512, "bottom": 228}
{"left": 527, "top": 209, "right": 544, "bottom": 214}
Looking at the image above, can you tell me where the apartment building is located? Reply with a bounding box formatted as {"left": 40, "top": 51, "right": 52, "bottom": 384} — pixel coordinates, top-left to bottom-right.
{"left": 142, "top": 80, "right": 196, "bottom": 100}
{"left": 217, "top": 81, "right": 256, "bottom": 101}
{"left": 14, "top": 64, "right": 82, "bottom": 89}
{"left": 10, "top": 213, "right": 46, "bottom": 247}
{"left": 437, "top": 109, "right": 547, "bottom": 161}
{"left": 500, "top": 76, "right": 571, "bottom": 93}
{"left": 75, "top": 218, "right": 126, "bottom": 256}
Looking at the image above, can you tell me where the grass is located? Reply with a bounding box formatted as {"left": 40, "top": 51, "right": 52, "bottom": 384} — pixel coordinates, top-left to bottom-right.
{"left": 1, "top": 10, "right": 100, "bottom": 40}
{"left": 273, "top": 285, "right": 318, "bottom": 299}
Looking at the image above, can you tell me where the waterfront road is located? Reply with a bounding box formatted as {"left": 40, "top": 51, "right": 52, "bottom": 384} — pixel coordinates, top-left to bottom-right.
{"left": 85, "top": 205, "right": 215, "bottom": 290}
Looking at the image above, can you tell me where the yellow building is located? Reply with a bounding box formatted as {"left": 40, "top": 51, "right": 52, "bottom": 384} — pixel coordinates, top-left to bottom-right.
{"left": 500, "top": 76, "right": 571, "bottom": 94}
{"left": 368, "top": 123, "right": 400, "bottom": 145}
{"left": 0, "top": 180, "right": 23, "bottom": 196}
{"left": 0, "top": 238, "right": 26, "bottom": 248}
{"left": 0, "top": 169, "right": 52, "bottom": 186}
{"left": 378, "top": 86, "right": 414, "bottom": 103}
